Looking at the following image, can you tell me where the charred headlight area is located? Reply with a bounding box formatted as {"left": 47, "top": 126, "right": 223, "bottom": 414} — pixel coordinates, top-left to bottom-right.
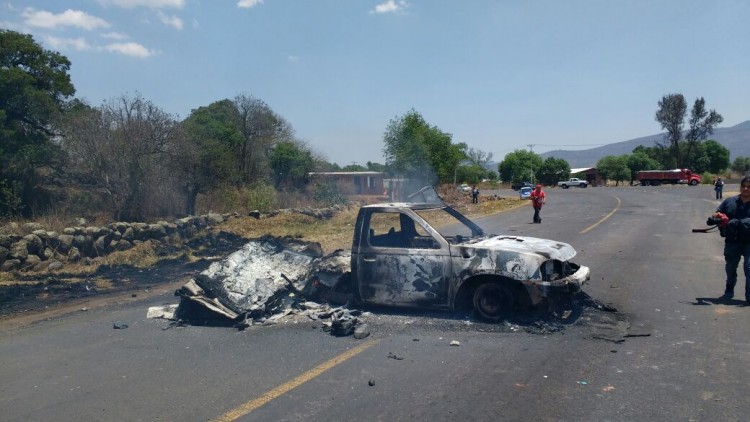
{"left": 540, "top": 260, "right": 577, "bottom": 282}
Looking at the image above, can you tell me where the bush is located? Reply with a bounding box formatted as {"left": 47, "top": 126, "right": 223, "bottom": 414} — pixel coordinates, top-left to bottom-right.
{"left": 312, "top": 181, "right": 347, "bottom": 207}
{"left": 701, "top": 172, "right": 717, "bottom": 185}
{"left": 246, "top": 183, "right": 278, "bottom": 212}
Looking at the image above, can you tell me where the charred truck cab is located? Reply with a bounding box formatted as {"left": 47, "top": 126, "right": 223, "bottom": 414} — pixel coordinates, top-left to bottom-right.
{"left": 351, "top": 202, "right": 590, "bottom": 321}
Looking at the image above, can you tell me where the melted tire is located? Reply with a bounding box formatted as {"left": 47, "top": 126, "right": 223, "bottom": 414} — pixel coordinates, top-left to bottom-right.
{"left": 473, "top": 282, "right": 513, "bottom": 322}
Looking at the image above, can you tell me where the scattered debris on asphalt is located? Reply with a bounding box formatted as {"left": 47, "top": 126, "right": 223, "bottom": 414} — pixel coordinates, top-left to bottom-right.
{"left": 170, "top": 235, "right": 368, "bottom": 336}
{"left": 387, "top": 352, "right": 405, "bottom": 360}
{"left": 147, "top": 304, "right": 178, "bottom": 319}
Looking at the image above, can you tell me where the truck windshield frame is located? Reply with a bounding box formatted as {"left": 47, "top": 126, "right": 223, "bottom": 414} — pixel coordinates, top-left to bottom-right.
{"left": 413, "top": 206, "right": 485, "bottom": 242}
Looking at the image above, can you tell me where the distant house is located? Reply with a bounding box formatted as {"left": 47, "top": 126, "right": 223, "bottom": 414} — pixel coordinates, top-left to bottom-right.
{"left": 308, "top": 171, "right": 384, "bottom": 195}
{"left": 570, "top": 167, "right": 602, "bottom": 186}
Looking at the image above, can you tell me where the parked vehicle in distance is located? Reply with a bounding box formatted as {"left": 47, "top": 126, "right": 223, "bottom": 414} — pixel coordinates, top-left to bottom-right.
{"left": 511, "top": 181, "right": 533, "bottom": 191}
{"left": 519, "top": 186, "right": 532, "bottom": 199}
{"left": 633, "top": 169, "right": 700, "bottom": 186}
{"left": 459, "top": 184, "right": 472, "bottom": 193}
{"left": 557, "top": 178, "right": 588, "bottom": 189}
{"left": 350, "top": 200, "right": 590, "bottom": 321}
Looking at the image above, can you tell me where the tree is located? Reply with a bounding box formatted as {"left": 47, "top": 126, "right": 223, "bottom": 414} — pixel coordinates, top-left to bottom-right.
{"left": 455, "top": 164, "right": 486, "bottom": 184}
{"left": 62, "top": 94, "right": 179, "bottom": 220}
{"left": 655, "top": 94, "right": 723, "bottom": 169}
{"left": 234, "top": 94, "right": 295, "bottom": 184}
{"left": 536, "top": 157, "right": 570, "bottom": 186}
{"left": 269, "top": 140, "right": 315, "bottom": 189}
{"left": 177, "top": 100, "right": 243, "bottom": 215}
{"left": 366, "top": 161, "right": 388, "bottom": 173}
{"left": 632, "top": 145, "right": 670, "bottom": 168}
{"left": 465, "top": 147, "right": 493, "bottom": 168}
{"left": 685, "top": 97, "right": 723, "bottom": 163}
{"left": 497, "top": 150, "right": 542, "bottom": 183}
{"left": 702, "top": 140, "right": 730, "bottom": 174}
{"left": 597, "top": 155, "right": 630, "bottom": 186}
{"left": 655, "top": 93, "right": 687, "bottom": 168}
{"left": 0, "top": 30, "right": 75, "bottom": 216}
{"left": 627, "top": 152, "right": 660, "bottom": 181}
{"left": 341, "top": 164, "right": 367, "bottom": 171}
{"left": 382, "top": 109, "right": 466, "bottom": 184}
{"left": 731, "top": 156, "right": 750, "bottom": 176}
{"left": 314, "top": 159, "right": 341, "bottom": 172}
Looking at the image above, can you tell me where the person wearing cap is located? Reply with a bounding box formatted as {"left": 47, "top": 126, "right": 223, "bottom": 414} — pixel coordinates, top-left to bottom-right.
{"left": 529, "top": 184, "right": 546, "bottom": 223}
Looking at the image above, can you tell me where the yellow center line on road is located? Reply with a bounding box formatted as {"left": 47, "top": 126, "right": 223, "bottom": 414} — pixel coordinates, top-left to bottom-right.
{"left": 214, "top": 338, "right": 380, "bottom": 421}
{"left": 579, "top": 196, "right": 621, "bottom": 234}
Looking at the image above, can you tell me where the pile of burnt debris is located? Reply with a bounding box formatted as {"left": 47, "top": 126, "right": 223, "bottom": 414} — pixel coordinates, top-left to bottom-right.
{"left": 162, "top": 235, "right": 370, "bottom": 338}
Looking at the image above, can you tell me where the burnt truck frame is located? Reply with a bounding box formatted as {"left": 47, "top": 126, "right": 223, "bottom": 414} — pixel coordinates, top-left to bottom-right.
{"left": 350, "top": 202, "right": 590, "bottom": 321}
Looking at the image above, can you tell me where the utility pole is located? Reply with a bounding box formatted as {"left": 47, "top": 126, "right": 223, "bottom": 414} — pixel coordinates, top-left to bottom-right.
{"left": 527, "top": 144, "right": 535, "bottom": 183}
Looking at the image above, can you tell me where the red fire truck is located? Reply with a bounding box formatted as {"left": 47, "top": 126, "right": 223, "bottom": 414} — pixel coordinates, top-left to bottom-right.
{"left": 633, "top": 169, "right": 701, "bottom": 186}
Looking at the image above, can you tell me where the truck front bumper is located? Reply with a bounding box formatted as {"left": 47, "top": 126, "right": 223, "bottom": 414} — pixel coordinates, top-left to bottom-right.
{"left": 527, "top": 263, "right": 591, "bottom": 305}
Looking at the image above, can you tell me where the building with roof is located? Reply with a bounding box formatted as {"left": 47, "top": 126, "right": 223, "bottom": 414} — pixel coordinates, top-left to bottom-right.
{"left": 569, "top": 167, "right": 602, "bottom": 186}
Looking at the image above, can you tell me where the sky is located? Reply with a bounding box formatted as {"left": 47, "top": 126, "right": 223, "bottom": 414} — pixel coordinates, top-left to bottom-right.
{"left": 2, "top": 0, "right": 749, "bottom": 167}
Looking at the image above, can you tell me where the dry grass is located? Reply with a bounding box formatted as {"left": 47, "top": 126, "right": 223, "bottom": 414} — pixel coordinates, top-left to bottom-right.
{"left": 1, "top": 191, "right": 528, "bottom": 281}
{"left": 99, "top": 241, "right": 162, "bottom": 268}
{"left": 221, "top": 206, "right": 362, "bottom": 253}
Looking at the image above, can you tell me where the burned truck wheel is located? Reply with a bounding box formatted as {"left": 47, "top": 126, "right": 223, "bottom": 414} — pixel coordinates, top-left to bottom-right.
{"left": 473, "top": 282, "right": 513, "bottom": 322}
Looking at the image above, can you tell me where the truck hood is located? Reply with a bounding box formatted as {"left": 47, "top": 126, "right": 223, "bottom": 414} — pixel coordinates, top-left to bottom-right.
{"left": 466, "top": 235, "right": 577, "bottom": 261}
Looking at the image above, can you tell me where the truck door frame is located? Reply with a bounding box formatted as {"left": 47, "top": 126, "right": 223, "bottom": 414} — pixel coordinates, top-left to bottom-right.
{"left": 353, "top": 208, "right": 452, "bottom": 307}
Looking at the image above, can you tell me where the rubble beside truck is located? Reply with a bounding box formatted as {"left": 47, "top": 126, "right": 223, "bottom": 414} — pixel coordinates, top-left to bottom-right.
{"left": 633, "top": 169, "right": 701, "bottom": 186}
{"left": 176, "top": 194, "right": 591, "bottom": 324}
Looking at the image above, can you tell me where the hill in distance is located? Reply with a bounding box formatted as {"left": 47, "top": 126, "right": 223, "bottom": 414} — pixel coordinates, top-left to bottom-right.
{"left": 539, "top": 120, "right": 750, "bottom": 168}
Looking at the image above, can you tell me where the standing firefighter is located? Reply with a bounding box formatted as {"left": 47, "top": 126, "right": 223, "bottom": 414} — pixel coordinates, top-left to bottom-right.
{"left": 711, "top": 176, "right": 750, "bottom": 303}
{"left": 530, "top": 184, "right": 546, "bottom": 223}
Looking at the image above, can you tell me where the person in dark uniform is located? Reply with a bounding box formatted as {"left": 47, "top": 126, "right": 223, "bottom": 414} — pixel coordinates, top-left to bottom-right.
{"left": 714, "top": 177, "right": 724, "bottom": 200}
{"left": 713, "top": 176, "right": 750, "bottom": 303}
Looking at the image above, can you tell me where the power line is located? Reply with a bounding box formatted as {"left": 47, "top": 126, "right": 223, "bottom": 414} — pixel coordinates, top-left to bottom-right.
{"left": 533, "top": 143, "right": 609, "bottom": 147}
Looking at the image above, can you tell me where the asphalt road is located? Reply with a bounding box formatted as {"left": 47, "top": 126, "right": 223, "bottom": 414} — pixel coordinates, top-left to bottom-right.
{"left": 2, "top": 185, "right": 748, "bottom": 421}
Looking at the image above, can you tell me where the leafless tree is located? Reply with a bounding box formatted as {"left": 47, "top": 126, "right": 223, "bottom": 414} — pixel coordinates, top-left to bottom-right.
{"left": 466, "top": 147, "right": 494, "bottom": 168}
{"left": 62, "top": 93, "right": 179, "bottom": 220}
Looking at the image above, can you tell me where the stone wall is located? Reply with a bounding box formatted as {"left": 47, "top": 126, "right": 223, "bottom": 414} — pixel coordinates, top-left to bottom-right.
{"left": 0, "top": 213, "right": 228, "bottom": 272}
{"left": 0, "top": 205, "right": 349, "bottom": 273}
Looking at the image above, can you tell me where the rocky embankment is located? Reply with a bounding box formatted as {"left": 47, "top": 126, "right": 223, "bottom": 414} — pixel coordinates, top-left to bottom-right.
{"left": 0, "top": 206, "right": 346, "bottom": 273}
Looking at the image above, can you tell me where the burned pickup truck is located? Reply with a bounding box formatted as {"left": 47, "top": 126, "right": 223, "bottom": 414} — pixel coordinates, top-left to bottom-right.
{"left": 350, "top": 202, "right": 590, "bottom": 320}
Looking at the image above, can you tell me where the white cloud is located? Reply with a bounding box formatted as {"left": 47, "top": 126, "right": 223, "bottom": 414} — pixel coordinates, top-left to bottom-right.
{"left": 237, "top": 0, "right": 263, "bottom": 9}
{"left": 98, "top": 0, "right": 184, "bottom": 9}
{"left": 157, "top": 10, "right": 183, "bottom": 30}
{"left": 104, "top": 42, "right": 155, "bottom": 58}
{"left": 370, "top": 0, "right": 408, "bottom": 14}
{"left": 22, "top": 8, "right": 110, "bottom": 30}
{"left": 287, "top": 55, "right": 299, "bottom": 62}
{"left": 101, "top": 31, "right": 128, "bottom": 40}
{"left": 45, "top": 36, "right": 92, "bottom": 51}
